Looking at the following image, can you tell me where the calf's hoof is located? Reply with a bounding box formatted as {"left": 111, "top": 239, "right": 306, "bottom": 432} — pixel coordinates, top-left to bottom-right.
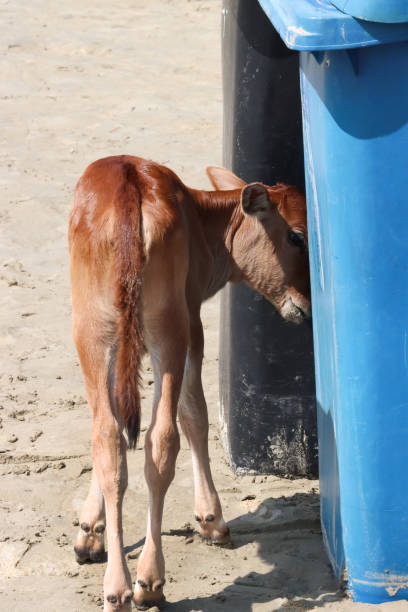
{"left": 200, "top": 529, "right": 231, "bottom": 547}
{"left": 104, "top": 589, "right": 133, "bottom": 611}
{"left": 74, "top": 520, "right": 106, "bottom": 563}
{"left": 196, "top": 515, "right": 231, "bottom": 546}
{"left": 133, "top": 578, "right": 166, "bottom": 610}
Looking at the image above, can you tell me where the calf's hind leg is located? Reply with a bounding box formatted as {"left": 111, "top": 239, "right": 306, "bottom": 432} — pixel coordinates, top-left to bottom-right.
{"left": 73, "top": 324, "right": 132, "bottom": 612}
{"left": 133, "top": 304, "right": 188, "bottom": 610}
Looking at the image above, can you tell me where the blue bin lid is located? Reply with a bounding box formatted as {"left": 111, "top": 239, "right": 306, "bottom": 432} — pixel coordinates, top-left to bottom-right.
{"left": 258, "top": 0, "right": 408, "bottom": 50}
{"left": 331, "top": 0, "right": 408, "bottom": 24}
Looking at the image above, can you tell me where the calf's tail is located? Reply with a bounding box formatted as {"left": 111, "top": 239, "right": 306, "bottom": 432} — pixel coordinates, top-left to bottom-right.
{"left": 110, "top": 162, "right": 145, "bottom": 449}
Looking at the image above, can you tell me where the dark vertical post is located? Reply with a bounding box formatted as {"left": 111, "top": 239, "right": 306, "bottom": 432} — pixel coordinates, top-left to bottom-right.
{"left": 219, "top": 0, "right": 317, "bottom": 476}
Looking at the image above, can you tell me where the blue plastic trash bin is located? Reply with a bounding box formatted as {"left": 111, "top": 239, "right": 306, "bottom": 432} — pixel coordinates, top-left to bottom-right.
{"left": 259, "top": 0, "right": 408, "bottom": 604}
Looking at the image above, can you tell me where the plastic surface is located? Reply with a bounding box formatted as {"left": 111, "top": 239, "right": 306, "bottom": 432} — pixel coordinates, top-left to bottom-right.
{"left": 301, "top": 41, "right": 408, "bottom": 602}
{"left": 331, "top": 0, "right": 408, "bottom": 24}
{"left": 220, "top": 0, "right": 317, "bottom": 476}
{"left": 258, "top": 0, "right": 408, "bottom": 50}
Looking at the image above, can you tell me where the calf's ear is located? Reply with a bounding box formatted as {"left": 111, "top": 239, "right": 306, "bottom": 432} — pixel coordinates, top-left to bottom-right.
{"left": 241, "top": 183, "right": 276, "bottom": 221}
{"left": 206, "top": 166, "right": 246, "bottom": 190}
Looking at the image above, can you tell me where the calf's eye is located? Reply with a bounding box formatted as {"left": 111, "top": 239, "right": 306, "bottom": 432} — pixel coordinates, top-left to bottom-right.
{"left": 288, "top": 230, "right": 305, "bottom": 251}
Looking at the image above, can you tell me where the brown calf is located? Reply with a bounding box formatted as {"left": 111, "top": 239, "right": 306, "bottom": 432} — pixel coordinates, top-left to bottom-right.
{"left": 69, "top": 155, "right": 310, "bottom": 611}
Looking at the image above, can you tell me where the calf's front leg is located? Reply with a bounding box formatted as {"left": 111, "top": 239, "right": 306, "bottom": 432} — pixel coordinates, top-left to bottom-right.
{"left": 74, "top": 467, "right": 106, "bottom": 563}
{"left": 178, "top": 321, "right": 230, "bottom": 545}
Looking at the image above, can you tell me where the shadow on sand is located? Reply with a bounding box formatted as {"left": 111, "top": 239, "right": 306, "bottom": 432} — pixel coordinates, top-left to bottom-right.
{"left": 165, "top": 491, "right": 345, "bottom": 611}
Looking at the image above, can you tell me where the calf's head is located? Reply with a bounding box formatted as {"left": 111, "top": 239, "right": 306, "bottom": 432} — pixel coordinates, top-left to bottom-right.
{"left": 207, "top": 166, "right": 311, "bottom": 324}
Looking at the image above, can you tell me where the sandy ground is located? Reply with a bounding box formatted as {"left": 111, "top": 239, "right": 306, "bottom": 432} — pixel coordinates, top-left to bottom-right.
{"left": 0, "top": 1, "right": 406, "bottom": 611}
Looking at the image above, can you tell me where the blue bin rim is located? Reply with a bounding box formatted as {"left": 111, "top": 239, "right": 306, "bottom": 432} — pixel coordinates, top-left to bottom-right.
{"left": 331, "top": 0, "right": 408, "bottom": 24}
{"left": 258, "top": 0, "right": 408, "bottom": 51}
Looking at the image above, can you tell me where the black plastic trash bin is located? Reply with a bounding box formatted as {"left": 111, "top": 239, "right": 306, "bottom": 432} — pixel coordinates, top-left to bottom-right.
{"left": 219, "top": 0, "right": 317, "bottom": 477}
